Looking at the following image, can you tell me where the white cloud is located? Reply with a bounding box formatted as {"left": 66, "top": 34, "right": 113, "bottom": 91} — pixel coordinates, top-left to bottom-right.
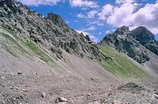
{"left": 77, "top": 13, "right": 86, "bottom": 18}
{"left": 107, "top": 3, "right": 137, "bottom": 27}
{"left": 19, "top": 0, "right": 98, "bottom": 8}
{"left": 98, "top": 4, "right": 114, "bottom": 20}
{"left": 77, "top": 10, "right": 98, "bottom": 19}
{"left": 69, "top": 0, "right": 98, "bottom": 8}
{"left": 87, "top": 10, "right": 98, "bottom": 18}
{"left": 82, "top": 26, "right": 96, "bottom": 31}
{"left": 18, "top": 0, "right": 64, "bottom": 6}
{"left": 98, "top": 0, "right": 158, "bottom": 34}
{"left": 131, "top": 3, "right": 158, "bottom": 34}
{"left": 116, "top": 0, "right": 135, "bottom": 4}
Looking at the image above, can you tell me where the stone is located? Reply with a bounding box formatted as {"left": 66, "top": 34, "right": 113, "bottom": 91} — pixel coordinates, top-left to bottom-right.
{"left": 41, "top": 92, "right": 46, "bottom": 98}
{"left": 55, "top": 97, "right": 68, "bottom": 103}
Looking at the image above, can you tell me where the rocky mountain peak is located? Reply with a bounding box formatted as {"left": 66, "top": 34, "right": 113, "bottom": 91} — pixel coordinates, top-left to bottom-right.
{"left": 101, "top": 26, "right": 152, "bottom": 63}
{"left": 47, "top": 13, "right": 65, "bottom": 27}
{"left": 131, "top": 26, "right": 158, "bottom": 56}
{"left": 131, "top": 26, "right": 155, "bottom": 44}
{"left": 101, "top": 25, "right": 158, "bottom": 63}
{"left": 115, "top": 26, "right": 130, "bottom": 35}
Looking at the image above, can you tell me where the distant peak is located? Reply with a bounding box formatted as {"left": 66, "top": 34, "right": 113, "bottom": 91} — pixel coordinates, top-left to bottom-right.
{"left": 133, "top": 26, "right": 153, "bottom": 35}
{"left": 113, "top": 26, "right": 130, "bottom": 36}
{"left": 135, "top": 26, "right": 148, "bottom": 30}
{"left": 116, "top": 26, "right": 129, "bottom": 33}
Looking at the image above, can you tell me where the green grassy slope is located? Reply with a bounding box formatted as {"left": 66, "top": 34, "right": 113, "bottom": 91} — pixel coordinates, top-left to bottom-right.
{"left": 100, "top": 46, "right": 147, "bottom": 78}
{"left": 0, "top": 26, "right": 54, "bottom": 63}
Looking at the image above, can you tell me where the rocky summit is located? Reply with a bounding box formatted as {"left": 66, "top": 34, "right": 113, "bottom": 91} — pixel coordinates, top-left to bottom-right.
{"left": 100, "top": 25, "right": 158, "bottom": 79}
{"left": 131, "top": 26, "right": 158, "bottom": 56}
{"left": 101, "top": 26, "right": 158, "bottom": 64}
{"left": 0, "top": 0, "right": 158, "bottom": 104}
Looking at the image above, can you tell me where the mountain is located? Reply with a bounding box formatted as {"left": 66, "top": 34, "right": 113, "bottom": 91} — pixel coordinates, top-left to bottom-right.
{"left": 0, "top": 0, "right": 104, "bottom": 61}
{"left": 131, "top": 26, "right": 158, "bottom": 56}
{"left": 101, "top": 26, "right": 158, "bottom": 78}
{"left": 101, "top": 26, "right": 158, "bottom": 63}
{"left": 0, "top": 0, "right": 119, "bottom": 103}
{"left": 0, "top": 0, "right": 158, "bottom": 104}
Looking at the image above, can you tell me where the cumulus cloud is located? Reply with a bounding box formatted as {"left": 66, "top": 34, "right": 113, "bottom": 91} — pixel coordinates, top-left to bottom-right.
{"left": 116, "top": 0, "right": 136, "bottom": 4}
{"left": 77, "top": 10, "right": 98, "bottom": 19}
{"left": 98, "top": 0, "right": 158, "bottom": 34}
{"left": 82, "top": 25, "right": 96, "bottom": 31}
{"left": 18, "top": 0, "right": 64, "bottom": 6}
{"left": 18, "top": 0, "right": 98, "bottom": 8}
{"left": 106, "top": 3, "right": 137, "bottom": 26}
{"left": 69, "top": 0, "right": 98, "bottom": 8}
{"left": 98, "top": 4, "right": 114, "bottom": 20}
{"left": 132, "top": 3, "right": 158, "bottom": 34}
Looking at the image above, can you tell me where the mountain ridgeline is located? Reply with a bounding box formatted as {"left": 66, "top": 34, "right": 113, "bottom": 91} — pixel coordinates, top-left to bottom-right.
{"left": 100, "top": 26, "right": 158, "bottom": 64}
{"left": 0, "top": 0, "right": 104, "bottom": 61}
{"left": 1, "top": 0, "right": 158, "bottom": 103}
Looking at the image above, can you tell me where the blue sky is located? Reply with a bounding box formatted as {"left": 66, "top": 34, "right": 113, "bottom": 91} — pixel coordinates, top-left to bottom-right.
{"left": 19, "top": 0, "right": 158, "bottom": 42}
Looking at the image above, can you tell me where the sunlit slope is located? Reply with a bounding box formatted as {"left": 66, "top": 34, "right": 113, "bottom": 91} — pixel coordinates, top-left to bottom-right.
{"left": 100, "top": 46, "right": 148, "bottom": 78}
{"left": 0, "top": 26, "right": 54, "bottom": 63}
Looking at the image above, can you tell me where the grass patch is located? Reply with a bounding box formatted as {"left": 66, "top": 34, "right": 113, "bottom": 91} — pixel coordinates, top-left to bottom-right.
{"left": 0, "top": 32, "right": 28, "bottom": 57}
{"left": 100, "top": 46, "right": 147, "bottom": 78}
{"left": 22, "top": 40, "right": 53, "bottom": 63}
{"left": 0, "top": 26, "right": 17, "bottom": 38}
{"left": 0, "top": 26, "right": 54, "bottom": 63}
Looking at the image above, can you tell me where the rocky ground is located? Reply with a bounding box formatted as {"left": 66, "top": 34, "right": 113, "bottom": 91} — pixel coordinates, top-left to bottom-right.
{"left": 0, "top": 73, "right": 157, "bottom": 104}
{"left": 0, "top": 0, "right": 158, "bottom": 104}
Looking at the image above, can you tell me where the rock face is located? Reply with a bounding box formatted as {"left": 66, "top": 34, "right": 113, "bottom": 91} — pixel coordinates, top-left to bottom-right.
{"left": 0, "top": 0, "right": 103, "bottom": 60}
{"left": 101, "top": 26, "right": 158, "bottom": 64}
{"left": 131, "top": 26, "right": 158, "bottom": 56}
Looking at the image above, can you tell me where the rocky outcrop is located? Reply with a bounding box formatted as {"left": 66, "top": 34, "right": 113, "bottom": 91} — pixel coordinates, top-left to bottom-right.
{"left": 100, "top": 26, "right": 151, "bottom": 63}
{"left": 0, "top": 0, "right": 104, "bottom": 60}
{"left": 131, "top": 26, "right": 158, "bottom": 56}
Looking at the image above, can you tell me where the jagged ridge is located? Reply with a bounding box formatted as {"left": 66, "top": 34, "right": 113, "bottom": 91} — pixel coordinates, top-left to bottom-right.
{"left": 101, "top": 26, "right": 158, "bottom": 64}
{"left": 0, "top": 0, "right": 104, "bottom": 61}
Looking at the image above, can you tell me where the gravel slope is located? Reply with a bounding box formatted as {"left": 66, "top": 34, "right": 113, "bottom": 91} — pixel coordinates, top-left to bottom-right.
{"left": 0, "top": 28, "right": 122, "bottom": 103}
{"left": 0, "top": 28, "right": 158, "bottom": 104}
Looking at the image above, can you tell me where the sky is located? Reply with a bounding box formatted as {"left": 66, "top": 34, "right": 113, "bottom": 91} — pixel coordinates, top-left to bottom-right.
{"left": 18, "top": 0, "right": 158, "bottom": 42}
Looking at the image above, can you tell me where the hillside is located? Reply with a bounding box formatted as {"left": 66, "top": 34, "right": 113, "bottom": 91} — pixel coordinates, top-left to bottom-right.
{"left": 0, "top": 0, "right": 104, "bottom": 61}
{"left": 0, "top": 0, "right": 158, "bottom": 104}
{"left": 100, "top": 26, "right": 158, "bottom": 79}
{"left": 0, "top": 21, "right": 124, "bottom": 104}
{"left": 100, "top": 46, "right": 147, "bottom": 78}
